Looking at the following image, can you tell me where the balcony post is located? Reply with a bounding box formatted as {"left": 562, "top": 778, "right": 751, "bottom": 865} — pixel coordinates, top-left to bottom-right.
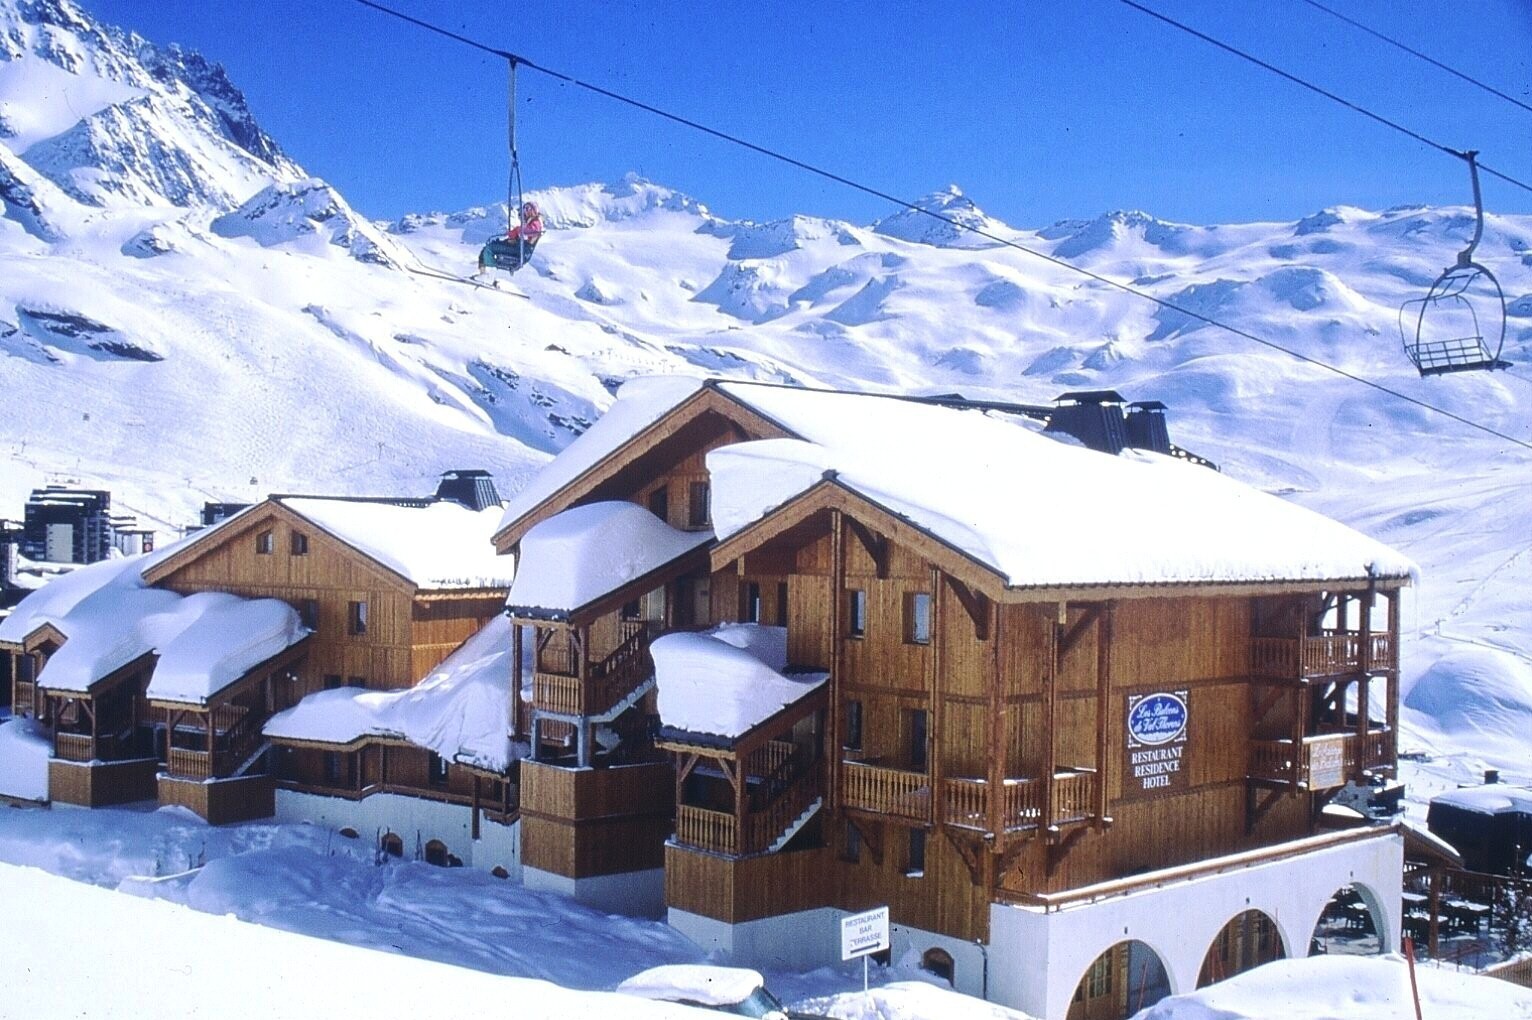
{"left": 987, "top": 600, "right": 1005, "bottom": 842}
{"left": 928, "top": 565, "right": 942, "bottom": 827}
{"left": 1386, "top": 590, "right": 1401, "bottom": 763}
{"left": 1042, "top": 603, "right": 1059, "bottom": 830}
{"left": 1357, "top": 585, "right": 1373, "bottom": 760}
{"left": 1095, "top": 602, "right": 1113, "bottom": 827}
{"left": 828, "top": 510, "right": 845, "bottom": 814}
{"left": 510, "top": 620, "right": 523, "bottom": 739}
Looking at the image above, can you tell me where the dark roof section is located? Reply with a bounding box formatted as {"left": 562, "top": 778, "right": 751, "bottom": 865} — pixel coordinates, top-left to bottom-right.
{"left": 435, "top": 469, "right": 502, "bottom": 512}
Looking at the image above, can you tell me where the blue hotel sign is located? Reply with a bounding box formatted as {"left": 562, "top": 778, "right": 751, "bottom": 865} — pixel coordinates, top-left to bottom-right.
{"left": 1125, "top": 690, "right": 1190, "bottom": 796}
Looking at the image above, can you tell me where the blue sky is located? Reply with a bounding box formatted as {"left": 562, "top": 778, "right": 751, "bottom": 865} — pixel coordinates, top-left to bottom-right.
{"left": 89, "top": 0, "right": 1532, "bottom": 226}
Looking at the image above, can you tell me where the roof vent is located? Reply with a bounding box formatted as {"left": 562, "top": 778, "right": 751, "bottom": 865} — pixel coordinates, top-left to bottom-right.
{"left": 435, "top": 470, "right": 502, "bottom": 511}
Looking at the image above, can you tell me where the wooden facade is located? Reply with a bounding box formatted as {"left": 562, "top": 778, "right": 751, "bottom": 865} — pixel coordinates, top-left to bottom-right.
{"left": 491, "top": 380, "right": 1409, "bottom": 995}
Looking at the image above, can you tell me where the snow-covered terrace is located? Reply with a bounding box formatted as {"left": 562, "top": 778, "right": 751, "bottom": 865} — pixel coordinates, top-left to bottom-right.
{"left": 505, "top": 501, "right": 710, "bottom": 620}
{"left": 264, "top": 615, "right": 520, "bottom": 772}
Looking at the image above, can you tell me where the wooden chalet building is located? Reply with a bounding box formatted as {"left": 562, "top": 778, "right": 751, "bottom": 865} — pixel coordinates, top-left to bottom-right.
{"left": 3, "top": 485, "right": 515, "bottom": 852}
{"left": 491, "top": 377, "right": 1414, "bottom": 1020}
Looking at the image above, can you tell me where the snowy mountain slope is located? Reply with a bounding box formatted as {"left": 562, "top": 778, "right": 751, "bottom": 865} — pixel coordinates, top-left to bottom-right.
{"left": 2, "top": 0, "right": 1532, "bottom": 782}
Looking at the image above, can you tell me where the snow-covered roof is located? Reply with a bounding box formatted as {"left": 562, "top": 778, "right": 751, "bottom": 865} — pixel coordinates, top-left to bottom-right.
{"left": 264, "top": 615, "right": 518, "bottom": 772}
{"left": 496, "top": 376, "right": 706, "bottom": 535}
{"left": 506, "top": 502, "right": 710, "bottom": 618}
{"left": 653, "top": 624, "right": 826, "bottom": 741}
{"left": 705, "top": 383, "right": 1416, "bottom": 589}
{"left": 145, "top": 595, "right": 308, "bottom": 705}
{"left": 1432, "top": 784, "right": 1532, "bottom": 816}
{"left": 497, "top": 377, "right": 1413, "bottom": 594}
{"left": 0, "top": 555, "right": 142, "bottom": 645}
{"left": 278, "top": 498, "right": 513, "bottom": 590}
{"left": 616, "top": 964, "right": 765, "bottom": 1007}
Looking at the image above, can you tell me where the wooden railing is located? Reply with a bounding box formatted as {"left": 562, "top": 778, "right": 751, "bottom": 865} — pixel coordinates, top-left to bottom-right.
{"left": 168, "top": 747, "right": 214, "bottom": 780}
{"left": 13, "top": 679, "right": 36, "bottom": 717}
{"left": 941, "top": 776, "right": 1043, "bottom": 834}
{"left": 535, "top": 630, "right": 578, "bottom": 677}
{"left": 1052, "top": 769, "right": 1098, "bottom": 826}
{"left": 746, "top": 768, "right": 821, "bottom": 852}
{"left": 53, "top": 732, "right": 98, "bottom": 762}
{"left": 841, "top": 760, "right": 930, "bottom": 823}
{"left": 1251, "top": 632, "right": 1397, "bottom": 679}
{"left": 531, "top": 625, "right": 654, "bottom": 718}
{"left": 676, "top": 804, "right": 739, "bottom": 855}
{"left": 1249, "top": 729, "right": 1392, "bottom": 788}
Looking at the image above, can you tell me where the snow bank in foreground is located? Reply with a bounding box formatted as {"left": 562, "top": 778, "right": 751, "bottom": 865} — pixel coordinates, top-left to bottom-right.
{"left": 507, "top": 501, "right": 710, "bottom": 616}
{"left": 1135, "top": 954, "right": 1532, "bottom": 1019}
{"left": 800, "top": 981, "right": 1034, "bottom": 1020}
{"left": 0, "top": 861, "right": 703, "bottom": 1020}
{"left": 265, "top": 615, "right": 516, "bottom": 770}
{"left": 0, "top": 718, "right": 49, "bottom": 801}
{"left": 653, "top": 623, "right": 825, "bottom": 739}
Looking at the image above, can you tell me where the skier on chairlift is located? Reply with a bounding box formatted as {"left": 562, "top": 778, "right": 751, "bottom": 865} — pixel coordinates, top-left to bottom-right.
{"left": 478, "top": 200, "right": 543, "bottom": 276}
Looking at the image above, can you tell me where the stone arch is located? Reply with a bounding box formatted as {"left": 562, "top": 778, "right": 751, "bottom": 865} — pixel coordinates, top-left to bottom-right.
{"left": 1306, "top": 881, "right": 1390, "bottom": 956}
{"left": 1198, "top": 909, "right": 1287, "bottom": 987}
{"left": 1067, "top": 939, "right": 1172, "bottom": 1020}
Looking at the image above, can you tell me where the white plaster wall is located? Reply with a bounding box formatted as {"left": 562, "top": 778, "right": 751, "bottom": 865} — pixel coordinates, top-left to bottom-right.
{"left": 523, "top": 865, "right": 666, "bottom": 918}
{"left": 273, "top": 789, "right": 520, "bottom": 878}
{"left": 668, "top": 907, "right": 842, "bottom": 972}
{"left": 988, "top": 831, "right": 1404, "bottom": 1020}
{"left": 890, "top": 922, "right": 990, "bottom": 1001}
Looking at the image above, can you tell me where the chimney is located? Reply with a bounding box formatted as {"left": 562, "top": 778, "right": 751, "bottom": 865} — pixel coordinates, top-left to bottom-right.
{"left": 435, "top": 470, "right": 502, "bottom": 511}
{"left": 1045, "top": 390, "right": 1130, "bottom": 455}
{"left": 1485, "top": 769, "right": 1500, "bottom": 785}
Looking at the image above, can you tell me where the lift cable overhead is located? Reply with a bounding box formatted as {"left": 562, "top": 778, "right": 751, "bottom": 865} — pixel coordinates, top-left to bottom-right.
{"left": 349, "top": 0, "right": 1532, "bottom": 454}
{"left": 1295, "top": 0, "right": 1532, "bottom": 118}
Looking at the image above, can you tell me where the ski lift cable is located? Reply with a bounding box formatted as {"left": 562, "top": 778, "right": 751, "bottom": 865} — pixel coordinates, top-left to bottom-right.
{"left": 1295, "top": 0, "right": 1532, "bottom": 118}
{"left": 348, "top": 0, "right": 1532, "bottom": 454}
{"left": 1116, "top": 0, "right": 1532, "bottom": 197}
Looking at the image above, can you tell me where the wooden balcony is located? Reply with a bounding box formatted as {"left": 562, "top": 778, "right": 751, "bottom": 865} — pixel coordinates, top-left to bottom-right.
{"left": 940, "top": 776, "right": 1042, "bottom": 834}
{"left": 1051, "top": 768, "right": 1099, "bottom": 827}
{"left": 1249, "top": 729, "right": 1392, "bottom": 789}
{"left": 1251, "top": 631, "right": 1397, "bottom": 679}
{"left": 674, "top": 768, "right": 822, "bottom": 857}
{"left": 840, "top": 760, "right": 930, "bottom": 823}
{"left": 530, "top": 623, "right": 653, "bottom": 718}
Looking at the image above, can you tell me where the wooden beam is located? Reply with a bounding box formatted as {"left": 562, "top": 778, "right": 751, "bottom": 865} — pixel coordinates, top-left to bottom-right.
{"left": 986, "top": 599, "right": 1005, "bottom": 854}
{"left": 1042, "top": 607, "right": 1058, "bottom": 832}
{"left": 928, "top": 565, "right": 943, "bottom": 842}
{"left": 1058, "top": 605, "right": 1101, "bottom": 660}
{"left": 828, "top": 509, "right": 845, "bottom": 813}
{"left": 945, "top": 575, "right": 989, "bottom": 642}
{"left": 1095, "top": 602, "right": 1113, "bottom": 828}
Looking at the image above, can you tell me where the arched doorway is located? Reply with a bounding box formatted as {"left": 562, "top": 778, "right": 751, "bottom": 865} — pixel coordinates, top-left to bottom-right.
{"left": 424, "top": 839, "right": 450, "bottom": 867}
{"left": 921, "top": 947, "right": 955, "bottom": 986}
{"left": 1068, "top": 940, "right": 1171, "bottom": 1020}
{"left": 380, "top": 832, "right": 403, "bottom": 859}
{"left": 1198, "top": 909, "right": 1286, "bottom": 987}
{"left": 1311, "top": 883, "right": 1382, "bottom": 956}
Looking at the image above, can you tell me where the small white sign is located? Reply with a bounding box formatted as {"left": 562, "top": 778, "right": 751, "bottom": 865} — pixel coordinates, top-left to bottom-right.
{"left": 840, "top": 906, "right": 890, "bottom": 961}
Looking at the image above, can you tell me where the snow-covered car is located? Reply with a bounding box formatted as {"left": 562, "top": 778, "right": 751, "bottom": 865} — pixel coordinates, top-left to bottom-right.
{"left": 616, "top": 965, "right": 816, "bottom": 1019}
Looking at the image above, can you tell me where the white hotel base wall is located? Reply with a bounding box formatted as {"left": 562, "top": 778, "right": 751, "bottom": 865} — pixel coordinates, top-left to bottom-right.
{"left": 668, "top": 907, "right": 989, "bottom": 1000}
{"left": 988, "top": 830, "right": 1404, "bottom": 1020}
{"left": 273, "top": 788, "right": 520, "bottom": 878}
{"left": 523, "top": 865, "right": 666, "bottom": 918}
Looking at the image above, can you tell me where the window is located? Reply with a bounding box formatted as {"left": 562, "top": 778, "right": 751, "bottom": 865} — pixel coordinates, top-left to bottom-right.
{"left": 847, "top": 589, "right": 867, "bottom": 638}
{"left": 742, "top": 581, "right": 762, "bottom": 623}
{"left": 348, "top": 600, "right": 368, "bottom": 636}
{"left": 621, "top": 598, "right": 642, "bottom": 621}
{"left": 347, "top": 676, "right": 365, "bottom": 689}
{"left": 777, "top": 581, "right": 789, "bottom": 626}
{"left": 255, "top": 529, "right": 273, "bottom": 555}
{"left": 845, "top": 699, "right": 863, "bottom": 751}
{"left": 842, "top": 820, "right": 862, "bottom": 863}
{"left": 298, "top": 599, "right": 319, "bottom": 630}
{"left": 424, "top": 840, "right": 450, "bottom": 867}
{"left": 428, "top": 751, "right": 449, "bottom": 786}
{"left": 647, "top": 486, "right": 668, "bottom": 522}
{"left": 323, "top": 751, "right": 343, "bottom": 783}
{"left": 906, "top": 829, "right": 926, "bottom": 876}
{"left": 290, "top": 531, "right": 309, "bottom": 555}
{"left": 905, "top": 592, "right": 933, "bottom": 645}
{"left": 907, "top": 708, "right": 929, "bottom": 772}
{"left": 688, "top": 480, "right": 711, "bottom": 528}
{"left": 323, "top": 674, "right": 343, "bottom": 690}
{"left": 380, "top": 832, "right": 404, "bottom": 858}
{"left": 922, "top": 948, "right": 955, "bottom": 986}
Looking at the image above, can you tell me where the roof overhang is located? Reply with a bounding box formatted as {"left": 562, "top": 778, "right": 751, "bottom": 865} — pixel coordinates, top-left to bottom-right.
{"left": 38, "top": 649, "right": 156, "bottom": 699}
{"left": 508, "top": 542, "right": 712, "bottom": 628}
{"left": 148, "top": 633, "right": 312, "bottom": 711}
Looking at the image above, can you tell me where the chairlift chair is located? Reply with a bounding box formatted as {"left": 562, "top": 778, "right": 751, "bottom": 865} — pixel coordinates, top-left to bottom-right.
{"left": 1399, "top": 151, "right": 1510, "bottom": 377}
{"left": 474, "top": 57, "right": 539, "bottom": 280}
